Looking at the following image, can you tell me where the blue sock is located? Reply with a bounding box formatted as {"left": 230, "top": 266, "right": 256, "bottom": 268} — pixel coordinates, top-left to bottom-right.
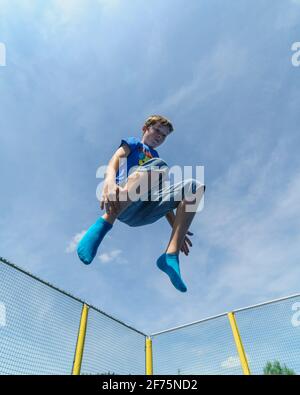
{"left": 156, "top": 253, "right": 187, "bottom": 292}
{"left": 77, "top": 217, "right": 113, "bottom": 265}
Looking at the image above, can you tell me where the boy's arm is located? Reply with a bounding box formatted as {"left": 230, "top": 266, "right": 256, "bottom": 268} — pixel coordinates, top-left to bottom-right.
{"left": 165, "top": 210, "right": 176, "bottom": 228}
{"left": 100, "top": 144, "right": 130, "bottom": 212}
{"left": 104, "top": 144, "right": 131, "bottom": 181}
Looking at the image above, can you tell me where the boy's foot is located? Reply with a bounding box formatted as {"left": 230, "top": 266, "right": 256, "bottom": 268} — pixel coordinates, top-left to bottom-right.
{"left": 77, "top": 217, "right": 113, "bottom": 265}
{"left": 156, "top": 253, "right": 187, "bottom": 292}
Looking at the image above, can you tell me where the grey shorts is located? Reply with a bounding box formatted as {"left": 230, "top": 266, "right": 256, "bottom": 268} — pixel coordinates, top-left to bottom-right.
{"left": 117, "top": 158, "right": 205, "bottom": 227}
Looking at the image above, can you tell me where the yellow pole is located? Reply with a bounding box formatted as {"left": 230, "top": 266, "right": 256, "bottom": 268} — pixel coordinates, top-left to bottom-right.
{"left": 72, "top": 303, "right": 89, "bottom": 375}
{"left": 145, "top": 337, "right": 153, "bottom": 375}
{"left": 228, "top": 312, "right": 251, "bottom": 375}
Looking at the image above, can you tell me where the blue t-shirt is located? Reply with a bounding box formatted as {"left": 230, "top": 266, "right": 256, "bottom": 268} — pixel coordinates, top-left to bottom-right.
{"left": 115, "top": 136, "right": 159, "bottom": 185}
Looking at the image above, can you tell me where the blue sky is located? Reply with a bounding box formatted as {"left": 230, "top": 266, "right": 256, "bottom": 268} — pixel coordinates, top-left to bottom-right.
{"left": 1, "top": 0, "right": 300, "bottom": 345}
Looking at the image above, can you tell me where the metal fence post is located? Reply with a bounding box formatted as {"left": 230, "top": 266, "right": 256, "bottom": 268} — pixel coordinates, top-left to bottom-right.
{"left": 228, "top": 312, "right": 251, "bottom": 375}
{"left": 145, "top": 337, "right": 153, "bottom": 375}
{"left": 72, "top": 303, "right": 89, "bottom": 375}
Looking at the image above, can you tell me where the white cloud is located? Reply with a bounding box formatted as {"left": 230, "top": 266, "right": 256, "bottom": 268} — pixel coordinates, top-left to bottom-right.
{"left": 65, "top": 230, "right": 86, "bottom": 253}
{"left": 221, "top": 353, "right": 251, "bottom": 369}
{"left": 221, "top": 356, "right": 240, "bottom": 369}
{"left": 99, "top": 249, "right": 126, "bottom": 264}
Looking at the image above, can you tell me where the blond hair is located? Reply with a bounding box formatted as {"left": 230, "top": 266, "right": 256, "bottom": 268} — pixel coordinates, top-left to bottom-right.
{"left": 143, "top": 115, "right": 174, "bottom": 133}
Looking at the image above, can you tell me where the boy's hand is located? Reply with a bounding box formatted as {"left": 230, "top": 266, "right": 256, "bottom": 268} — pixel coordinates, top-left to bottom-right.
{"left": 180, "top": 230, "right": 193, "bottom": 256}
{"left": 100, "top": 179, "right": 127, "bottom": 216}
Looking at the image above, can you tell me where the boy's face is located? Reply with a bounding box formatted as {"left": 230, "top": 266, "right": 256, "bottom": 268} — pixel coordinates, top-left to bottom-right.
{"left": 142, "top": 122, "right": 171, "bottom": 149}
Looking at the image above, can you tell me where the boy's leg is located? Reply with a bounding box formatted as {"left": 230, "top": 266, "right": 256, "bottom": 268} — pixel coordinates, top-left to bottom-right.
{"left": 103, "top": 165, "right": 166, "bottom": 224}
{"left": 156, "top": 183, "right": 205, "bottom": 292}
{"left": 77, "top": 217, "right": 113, "bottom": 265}
{"left": 77, "top": 172, "right": 154, "bottom": 265}
{"left": 165, "top": 184, "right": 205, "bottom": 254}
{"left": 102, "top": 171, "right": 149, "bottom": 224}
{"left": 77, "top": 166, "right": 165, "bottom": 264}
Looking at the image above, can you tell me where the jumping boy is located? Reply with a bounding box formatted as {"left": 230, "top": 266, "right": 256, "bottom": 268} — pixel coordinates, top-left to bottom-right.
{"left": 77, "top": 115, "right": 205, "bottom": 292}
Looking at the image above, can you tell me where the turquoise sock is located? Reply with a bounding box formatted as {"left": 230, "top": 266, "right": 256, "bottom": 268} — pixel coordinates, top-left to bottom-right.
{"left": 156, "top": 253, "right": 187, "bottom": 292}
{"left": 77, "top": 217, "right": 113, "bottom": 265}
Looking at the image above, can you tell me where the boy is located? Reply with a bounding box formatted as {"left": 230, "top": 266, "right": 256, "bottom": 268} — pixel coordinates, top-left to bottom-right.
{"left": 77, "top": 115, "right": 205, "bottom": 292}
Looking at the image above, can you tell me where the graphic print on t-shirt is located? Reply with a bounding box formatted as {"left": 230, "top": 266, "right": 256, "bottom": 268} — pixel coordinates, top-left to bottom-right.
{"left": 138, "top": 145, "right": 154, "bottom": 166}
{"left": 115, "top": 136, "right": 159, "bottom": 185}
